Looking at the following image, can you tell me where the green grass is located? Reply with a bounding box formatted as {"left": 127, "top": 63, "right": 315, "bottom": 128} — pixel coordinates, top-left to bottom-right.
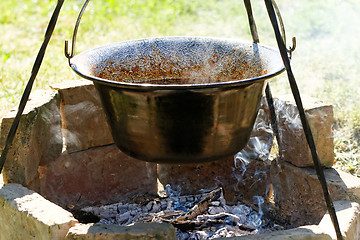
{"left": 1, "top": 0, "right": 360, "bottom": 174}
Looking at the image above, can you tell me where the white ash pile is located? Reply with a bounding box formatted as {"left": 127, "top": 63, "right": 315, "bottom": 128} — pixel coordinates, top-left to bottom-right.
{"left": 82, "top": 187, "right": 279, "bottom": 239}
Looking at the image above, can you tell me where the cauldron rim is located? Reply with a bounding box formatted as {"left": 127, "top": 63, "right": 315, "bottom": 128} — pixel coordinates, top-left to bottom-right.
{"left": 69, "top": 36, "right": 285, "bottom": 91}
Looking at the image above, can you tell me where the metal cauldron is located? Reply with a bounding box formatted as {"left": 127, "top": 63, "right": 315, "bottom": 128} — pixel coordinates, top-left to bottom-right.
{"left": 67, "top": 36, "right": 284, "bottom": 163}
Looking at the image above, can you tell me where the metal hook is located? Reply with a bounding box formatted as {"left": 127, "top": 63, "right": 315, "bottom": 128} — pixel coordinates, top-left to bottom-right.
{"left": 288, "top": 36, "right": 296, "bottom": 59}
{"left": 65, "top": 0, "right": 91, "bottom": 60}
{"left": 271, "top": 0, "right": 296, "bottom": 58}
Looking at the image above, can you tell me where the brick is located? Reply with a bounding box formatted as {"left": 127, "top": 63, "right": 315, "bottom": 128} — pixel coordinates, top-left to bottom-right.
{"left": 275, "top": 95, "right": 335, "bottom": 167}
{"left": 51, "top": 80, "right": 114, "bottom": 153}
{"left": 39, "top": 144, "right": 158, "bottom": 208}
{"left": 242, "top": 97, "right": 274, "bottom": 161}
{"left": 0, "top": 183, "right": 78, "bottom": 240}
{"left": 0, "top": 90, "right": 62, "bottom": 191}
{"left": 66, "top": 222, "right": 177, "bottom": 240}
{"left": 158, "top": 156, "right": 236, "bottom": 203}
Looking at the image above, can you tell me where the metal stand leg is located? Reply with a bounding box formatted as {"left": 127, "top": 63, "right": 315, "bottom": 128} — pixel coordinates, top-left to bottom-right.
{"left": 264, "top": 0, "right": 343, "bottom": 239}
{"left": 244, "top": 0, "right": 343, "bottom": 239}
{"left": 0, "top": 0, "right": 65, "bottom": 174}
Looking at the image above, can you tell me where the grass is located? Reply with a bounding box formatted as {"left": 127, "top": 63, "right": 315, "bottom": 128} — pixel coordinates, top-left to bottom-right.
{"left": 1, "top": 0, "right": 360, "bottom": 175}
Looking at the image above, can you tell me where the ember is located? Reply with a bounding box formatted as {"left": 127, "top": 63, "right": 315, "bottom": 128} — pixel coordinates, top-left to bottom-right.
{"left": 82, "top": 186, "right": 285, "bottom": 239}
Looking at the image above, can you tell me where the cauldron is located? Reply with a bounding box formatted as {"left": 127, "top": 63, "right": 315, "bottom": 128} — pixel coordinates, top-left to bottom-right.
{"left": 68, "top": 36, "right": 284, "bottom": 163}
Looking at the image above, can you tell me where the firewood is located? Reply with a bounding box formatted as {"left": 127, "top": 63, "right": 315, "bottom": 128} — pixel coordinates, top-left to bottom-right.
{"left": 173, "top": 187, "right": 223, "bottom": 222}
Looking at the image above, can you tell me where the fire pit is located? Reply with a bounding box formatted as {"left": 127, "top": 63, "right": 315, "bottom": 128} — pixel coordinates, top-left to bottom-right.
{"left": 1, "top": 0, "right": 359, "bottom": 239}
{"left": 1, "top": 84, "right": 360, "bottom": 239}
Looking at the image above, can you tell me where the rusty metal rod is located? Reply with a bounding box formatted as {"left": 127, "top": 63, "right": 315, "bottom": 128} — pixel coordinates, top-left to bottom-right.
{"left": 244, "top": 0, "right": 259, "bottom": 44}
{"left": 243, "top": 0, "right": 282, "bottom": 156}
{"left": 264, "top": 0, "right": 343, "bottom": 239}
{"left": 0, "top": 0, "right": 65, "bottom": 174}
{"left": 264, "top": 85, "right": 282, "bottom": 155}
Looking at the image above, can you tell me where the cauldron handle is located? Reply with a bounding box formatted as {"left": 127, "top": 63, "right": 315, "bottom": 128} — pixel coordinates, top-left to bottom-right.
{"left": 269, "top": 0, "right": 296, "bottom": 58}
{"left": 65, "top": 0, "right": 296, "bottom": 61}
{"left": 64, "top": 0, "right": 90, "bottom": 61}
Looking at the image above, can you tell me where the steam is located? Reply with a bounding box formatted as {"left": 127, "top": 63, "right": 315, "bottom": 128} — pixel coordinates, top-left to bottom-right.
{"left": 176, "top": 0, "right": 360, "bottom": 117}
{"left": 233, "top": 97, "right": 274, "bottom": 171}
{"left": 38, "top": 98, "right": 63, "bottom": 148}
{"left": 60, "top": 100, "right": 102, "bottom": 152}
{"left": 233, "top": 151, "right": 251, "bottom": 179}
{"left": 274, "top": 97, "right": 302, "bottom": 138}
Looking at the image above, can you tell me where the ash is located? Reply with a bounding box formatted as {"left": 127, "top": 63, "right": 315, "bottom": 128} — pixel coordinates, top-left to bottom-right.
{"left": 82, "top": 187, "right": 279, "bottom": 239}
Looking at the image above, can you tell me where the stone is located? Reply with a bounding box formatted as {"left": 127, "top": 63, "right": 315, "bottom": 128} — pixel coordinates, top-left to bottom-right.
{"left": 319, "top": 200, "right": 360, "bottom": 240}
{"left": 275, "top": 95, "right": 335, "bottom": 167}
{"left": 66, "top": 222, "right": 177, "bottom": 240}
{"left": 38, "top": 144, "right": 158, "bottom": 208}
{"left": 306, "top": 167, "right": 360, "bottom": 202}
{"left": 0, "top": 183, "right": 78, "bottom": 240}
{"left": 219, "top": 225, "right": 331, "bottom": 240}
{"left": 0, "top": 90, "right": 62, "bottom": 191}
{"left": 158, "top": 155, "right": 235, "bottom": 202}
{"left": 269, "top": 161, "right": 351, "bottom": 227}
{"left": 334, "top": 171, "right": 360, "bottom": 202}
{"left": 51, "top": 80, "right": 114, "bottom": 153}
